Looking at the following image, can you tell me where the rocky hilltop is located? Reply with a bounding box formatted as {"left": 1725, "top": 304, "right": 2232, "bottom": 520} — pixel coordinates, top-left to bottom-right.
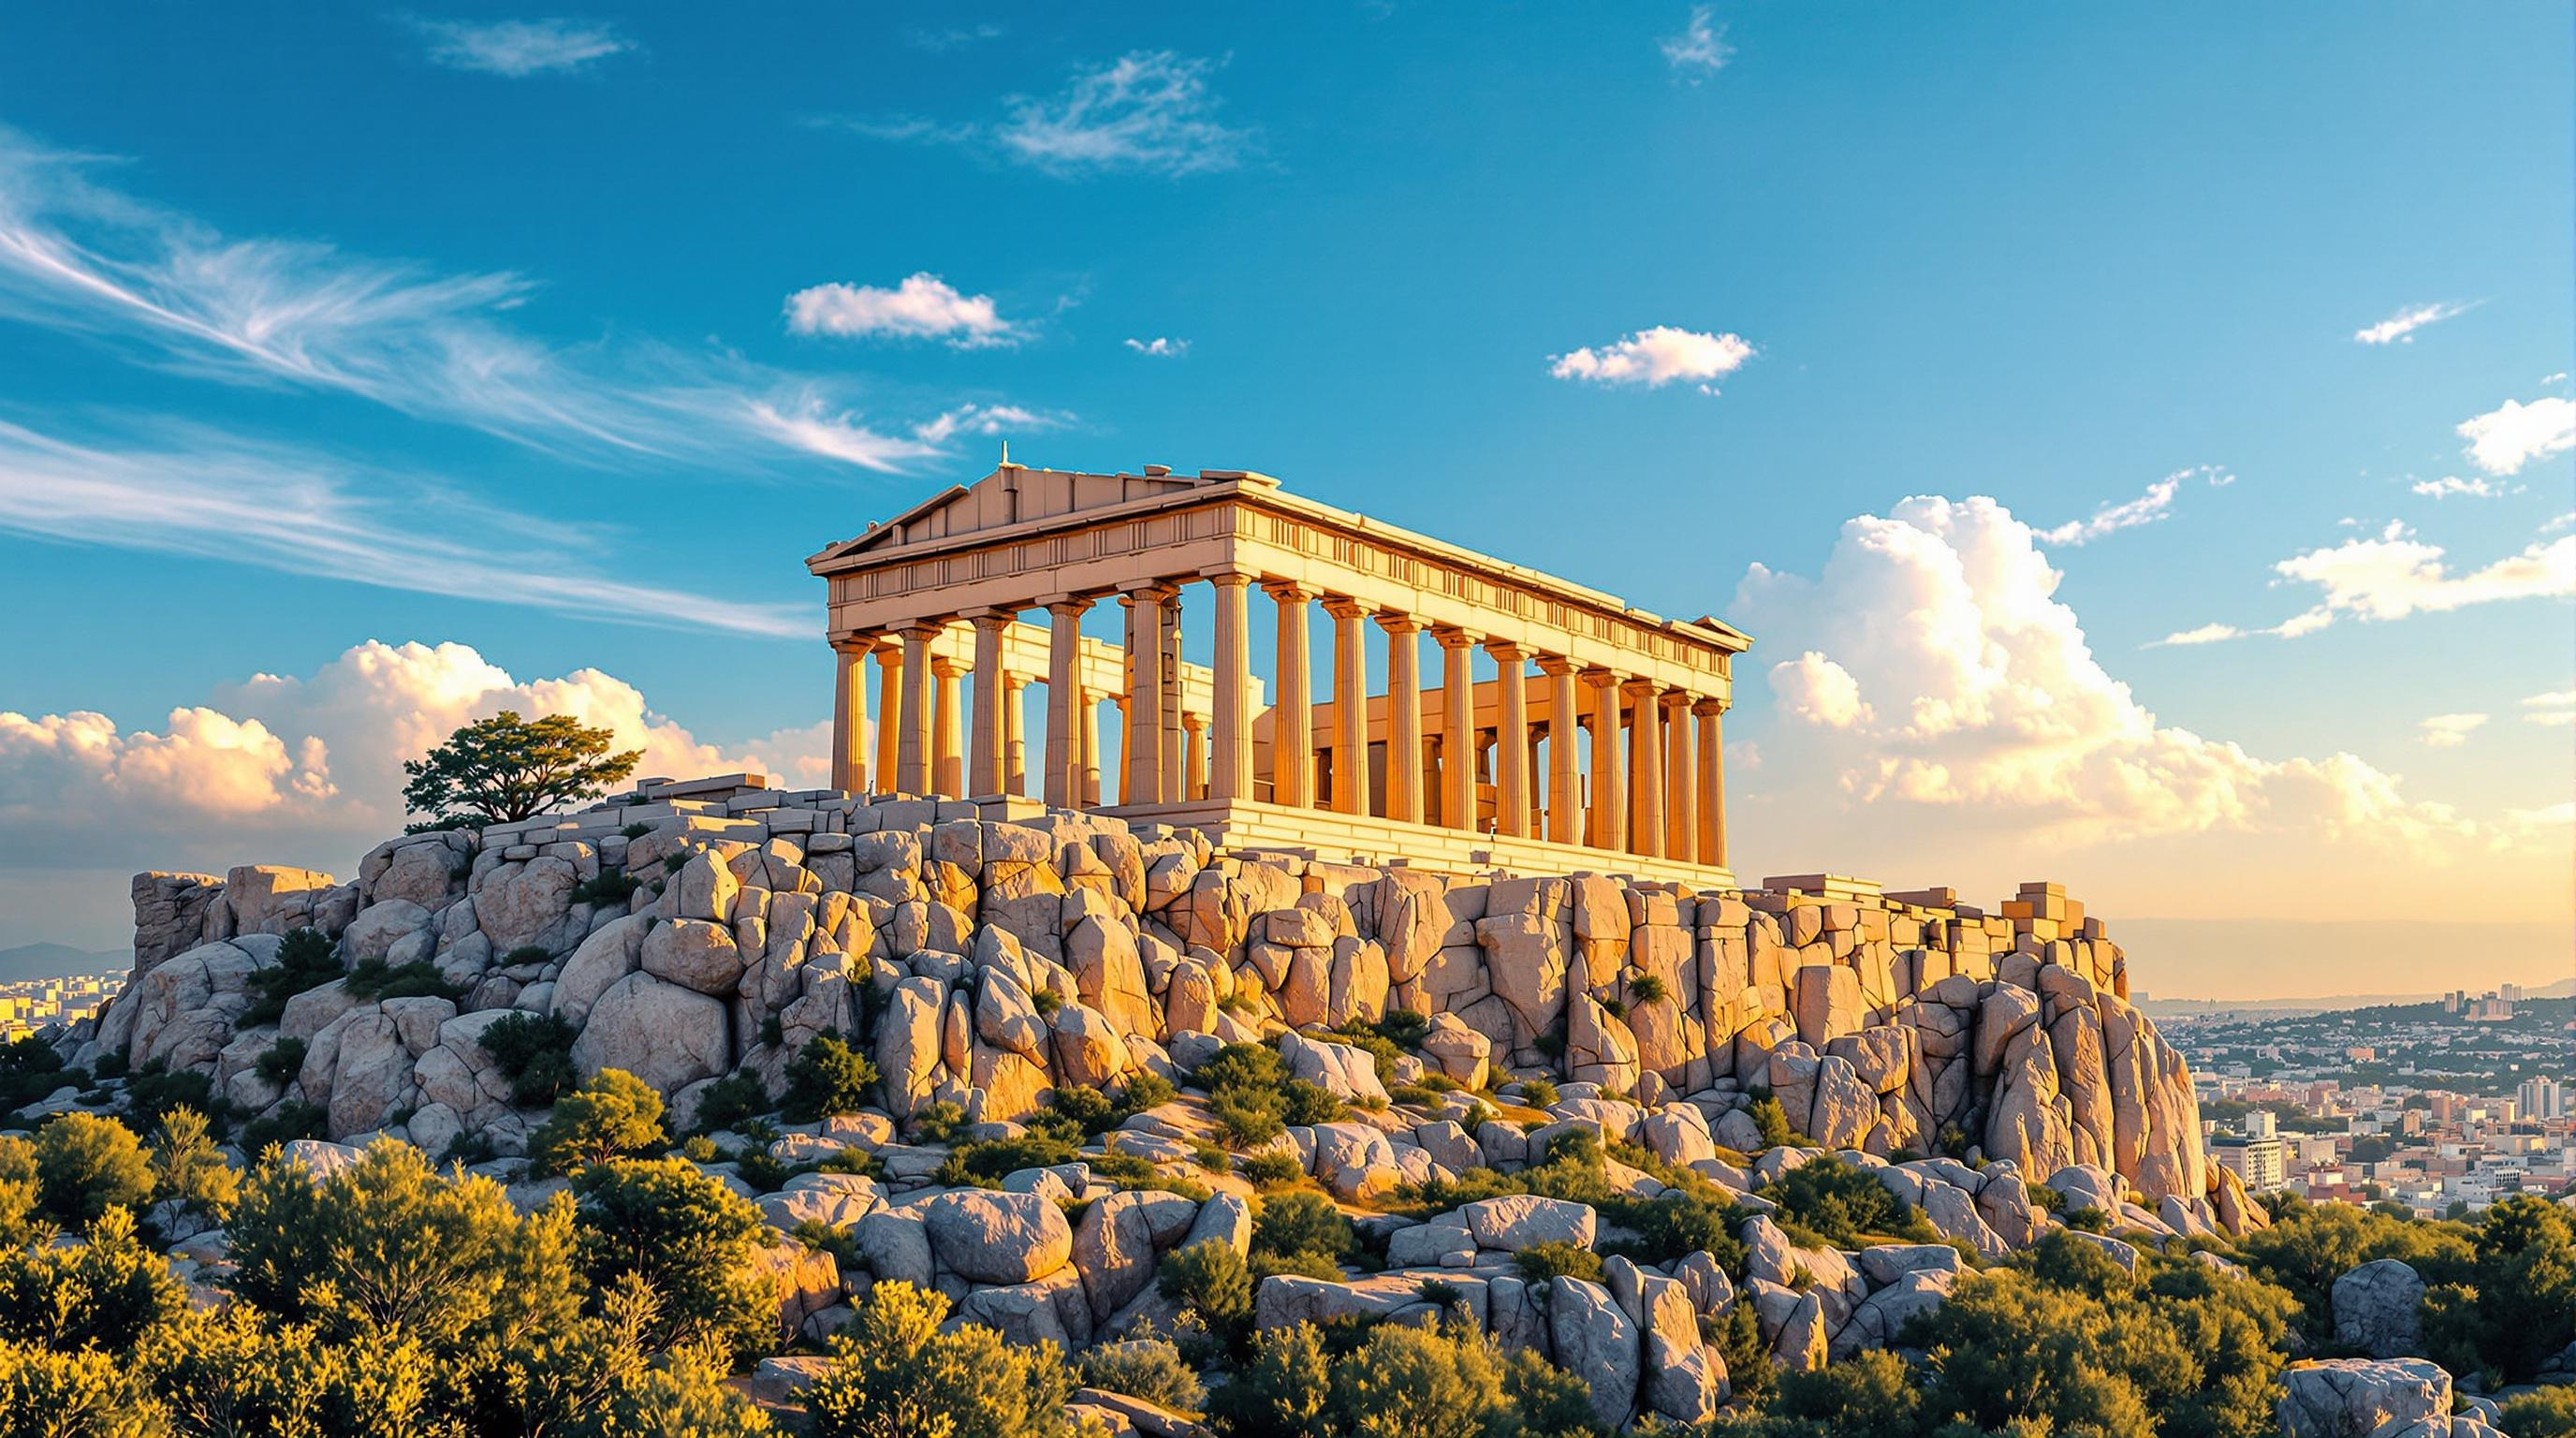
{"left": 54, "top": 773, "right": 2272, "bottom": 1428}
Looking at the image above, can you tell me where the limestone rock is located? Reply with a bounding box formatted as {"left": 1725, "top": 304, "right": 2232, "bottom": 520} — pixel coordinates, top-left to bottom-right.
{"left": 920, "top": 1189, "right": 1074, "bottom": 1285}
{"left": 2332, "top": 1259, "right": 2426, "bottom": 1360}
{"left": 569, "top": 972, "right": 729, "bottom": 1095}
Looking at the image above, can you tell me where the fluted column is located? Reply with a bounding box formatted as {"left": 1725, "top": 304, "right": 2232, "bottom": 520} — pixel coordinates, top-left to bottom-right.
{"left": 1380, "top": 613, "right": 1425, "bottom": 824}
{"left": 1159, "top": 592, "right": 1187, "bottom": 804}
{"left": 831, "top": 643, "right": 868, "bottom": 794}
{"left": 1437, "top": 628, "right": 1475, "bottom": 829}
{"left": 1045, "top": 599, "right": 1086, "bottom": 806}
{"left": 931, "top": 652, "right": 967, "bottom": 798}
{"left": 1003, "top": 675, "right": 1028, "bottom": 797}
{"left": 968, "top": 612, "right": 1011, "bottom": 796}
{"left": 1537, "top": 656, "right": 1581, "bottom": 844}
{"left": 1080, "top": 691, "right": 1103, "bottom": 806}
{"left": 1625, "top": 678, "right": 1663, "bottom": 858}
{"left": 896, "top": 624, "right": 938, "bottom": 794}
{"left": 1183, "top": 713, "right": 1208, "bottom": 800}
{"left": 1121, "top": 584, "right": 1174, "bottom": 806}
{"left": 875, "top": 642, "right": 906, "bottom": 794}
{"left": 1695, "top": 698, "right": 1727, "bottom": 867}
{"left": 1486, "top": 640, "right": 1528, "bottom": 837}
{"left": 1323, "top": 595, "right": 1373, "bottom": 816}
{"left": 1210, "top": 572, "right": 1253, "bottom": 802}
{"left": 1265, "top": 581, "right": 1314, "bottom": 809}
{"left": 1587, "top": 669, "right": 1625, "bottom": 853}
{"left": 1663, "top": 692, "right": 1694, "bottom": 862}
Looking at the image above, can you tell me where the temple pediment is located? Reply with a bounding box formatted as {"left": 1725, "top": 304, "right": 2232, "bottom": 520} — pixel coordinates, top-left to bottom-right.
{"left": 809, "top": 464, "right": 1273, "bottom": 566}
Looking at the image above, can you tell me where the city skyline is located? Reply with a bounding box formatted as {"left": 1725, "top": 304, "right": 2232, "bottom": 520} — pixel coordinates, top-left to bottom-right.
{"left": 0, "top": 5, "right": 2569, "bottom": 998}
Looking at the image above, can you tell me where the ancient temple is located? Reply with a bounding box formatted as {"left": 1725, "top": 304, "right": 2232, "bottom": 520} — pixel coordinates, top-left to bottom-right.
{"left": 808, "top": 463, "right": 1751, "bottom": 886}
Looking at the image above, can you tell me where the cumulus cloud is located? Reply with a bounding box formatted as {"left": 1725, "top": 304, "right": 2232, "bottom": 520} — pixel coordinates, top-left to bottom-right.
{"left": 1549, "top": 326, "right": 1754, "bottom": 392}
{"left": 2459, "top": 394, "right": 2576, "bottom": 475}
{"left": 412, "top": 17, "right": 633, "bottom": 77}
{"left": 783, "top": 272, "right": 1018, "bottom": 345}
{"left": 2352, "top": 300, "right": 2473, "bottom": 345}
{"left": 1733, "top": 495, "right": 2502, "bottom": 856}
{"left": 0, "top": 123, "right": 1025, "bottom": 474}
{"left": 0, "top": 640, "right": 826, "bottom": 877}
{"left": 2410, "top": 476, "right": 2505, "bottom": 499}
{"left": 1661, "top": 6, "right": 1734, "bottom": 78}
{"left": 1124, "top": 336, "right": 1188, "bottom": 357}
{"left": 2524, "top": 691, "right": 2576, "bottom": 727}
{"left": 2418, "top": 713, "right": 2487, "bottom": 748}
{"left": 2159, "top": 521, "right": 2576, "bottom": 644}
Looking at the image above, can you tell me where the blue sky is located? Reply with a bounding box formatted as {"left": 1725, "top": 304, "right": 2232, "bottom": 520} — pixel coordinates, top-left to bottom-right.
{"left": 0, "top": 4, "right": 2568, "bottom": 992}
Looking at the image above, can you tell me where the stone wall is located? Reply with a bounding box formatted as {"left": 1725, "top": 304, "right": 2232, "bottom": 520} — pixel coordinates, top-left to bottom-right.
{"left": 91, "top": 776, "right": 2223, "bottom": 1216}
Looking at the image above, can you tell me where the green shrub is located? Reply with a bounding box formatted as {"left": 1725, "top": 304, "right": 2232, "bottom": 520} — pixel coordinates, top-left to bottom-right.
{"left": 253, "top": 1038, "right": 306, "bottom": 1089}
{"left": 1516, "top": 1078, "right": 1559, "bottom": 1108}
{"left": 568, "top": 868, "right": 640, "bottom": 906}
{"left": 236, "top": 1100, "right": 328, "bottom": 1155}
{"left": 1279, "top": 1080, "right": 1347, "bottom": 1126}
{"left": 240, "top": 928, "right": 344, "bottom": 1026}
{"left": 781, "top": 1030, "right": 878, "bottom": 1123}
{"left": 2067, "top": 1205, "right": 2113, "bottom": 1233}
{"left": 1747, "top": 1093, "right": 1799, "bottom": 1149}
{"left": 1030, "top": 988, "right": 1063, "bottom": 1015}
{"left": 572, "top": 1156, "right": 774, "bottom": 1358}
{"left": 341, "top": 958, "right": 463, "bottom": 1003}
{"left": 688, "top": 1072, "right": 773, "bottom": 1135}
{"left": 32, "top": 1113, "right": 153, "bottom": 1231}
{"left": 501, "top": 945, "right": 553, "bottom": 967}
{"left": 908, "top": 1100, "right": 966, "bottom": 1144}
{"left": 934, "top": 1134, "right": 1079, "bottom": 1189}
{"left": 1251, "top": 1190, "right": 1354, "bottom": 1277}
{"left": 804, "top": 1280, "right": 1079, "bottom": 1438}
{"left": 1761, "top": 1154, "right": 1937, "bottom": 1247}
{"left": 1118, "top": 1070, "right": 1177, "bottom": 1112}
{"left": 528, "top": 1069, "right": 666, "bottom": 1175}
{"left": 0, "top": 1035, "right": 68, "bottom": 1114}
{"left": 1772, "top": 1346, "right": 1923, "bottom": 1438}
{"left": 1236, "top": 1152, "right": 1306, "bottom": 1192}
{"left": 1630, "top": 973, "right": 1669, "bottom": 1005}
{"left": 120, "top": 1063, "right": 224, "bottom": 1137}
{"left": 1157, "top": 1240, "right": 1253, "bottom": 1339}
{"left": 1076, "top": 1334, "right": 1206, "bottom": 1415}
{"left": 1512, "top": 1240, "right": 1603, "bottom": 1284}
{"left": 1049, "top": 1083, "right": 1116, "bottom": 1134}
{"left": 1211, "top": 1089, "right": 1286, "bottom": 1149}
{"left": 0, "top": 1206, "right": 184, "bottom": 1353}
{"left": 2499, "top": 1387, "right": 2576, "bottom": 1438}
{"left": 476, "top": 1010, "right": 581, "bottom": 1107}
{"left": 146, "top": 1108, "right": 236, "bottom": 1225}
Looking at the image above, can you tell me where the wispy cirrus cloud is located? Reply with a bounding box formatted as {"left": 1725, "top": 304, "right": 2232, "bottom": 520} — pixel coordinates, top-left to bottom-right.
{"left": 831, "top": 51, "right": 1254, "bottom": 178}
{"left": 2459, "top": 394, "right": 2576, "bottom": 475}
{"left": 1549, "top": 325, "right": 1754, "bottom": 392}
{"left": 2409, "top": 476, "right": 2507, "bottom": 499}
{"left": 0, "top": 124, "right": 1054, "bottom": 475}
{"left": 1660, "top": 6, "right": 1734, "bottom": 79}
{"left": 1124, "top": 336, "right": 1188, "bottom": 358}
{"left": 2523, "top": 691, "right": 2576, "bottom": 727}
{"left": 0, "top": 416, "right": 808, "bottom": 637}
{"left": 784, "top": 271, "right": 1019, "bottom": 346}
{"left": 411, "top": 17, "right": 634, "bottom": 77}
{"left": 2035, "top": 466, "right": 2232, "bottom": 547}
{"left": 2352, "top": 300, "right": 2475, "bottom": 345}
{"left": 2418, "top": 712, "right": 2487, "bottom": 748}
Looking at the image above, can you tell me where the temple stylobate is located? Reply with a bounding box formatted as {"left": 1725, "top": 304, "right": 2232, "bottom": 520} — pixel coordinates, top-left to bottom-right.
{"left": 807, "top": 462, "right": 1753, "bottom": 887}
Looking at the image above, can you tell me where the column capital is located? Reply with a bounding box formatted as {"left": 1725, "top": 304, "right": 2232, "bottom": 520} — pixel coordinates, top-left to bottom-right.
{"left": 1431, "top": 624, "right": 1478, "bottom": 650}
{"left": 930, "top": 653, "right": 968, "bottom": 679}
{"left": 1198, "top": 565, "right": 1259, "bottom": 587}
{"left": 1045, "top": 594, "right": 1096, "bottom": 617}
{"left": 1320, "top": 594, "right": 1375, "bottom": 620}
{"left": 1119, "top": 580, "right": 1180, "bottom": 603}
{"left": 1260, "top": 577, "right": 1314, "bottom": 604}
{"left": 895, "top": 618, "right": 949, "bottom": 642}
{"left": 964, "top": 609, "right": 1016, "bottom": 629}
{"left": 1620, "top": 675, "right": 1661, "bottom": 698}
{"left": 1533, "top": 653, "right": 1579, "bottom": 677}
{"left": 1659, "top": 687, "right": 1694, "bottom": 712}
{"left": 1374, "top": 609, "right": 1426, "bottom": 637}
{"left": 1482, "top": 638, "right": 1524, "bottom": 661}
{"left": 1692, "top": 696, "right": 1729, "bottom": 716}
{"left": 1582, "top": 665, "right": 1624, "bottom": 690}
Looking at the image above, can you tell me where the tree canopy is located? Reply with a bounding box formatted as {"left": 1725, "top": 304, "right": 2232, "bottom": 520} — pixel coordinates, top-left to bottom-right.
{"left": 401, "top": 711, "right": 642, "bottom": 827}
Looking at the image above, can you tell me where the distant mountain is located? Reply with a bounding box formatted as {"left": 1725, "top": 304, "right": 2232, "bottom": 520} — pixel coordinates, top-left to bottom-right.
{"left": 0, "top": 942, "right": 130, "bottom": 985}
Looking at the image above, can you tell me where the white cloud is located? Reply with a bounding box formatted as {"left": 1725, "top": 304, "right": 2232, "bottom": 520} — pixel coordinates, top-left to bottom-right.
{"left": 1549, "top": 326, "right": 1754, "bottom": 392}
{"left": 2418, "top": 712, "right": 2487, "bottom": 748}
{"left": 1660, "top": 6, "right": 1734, "bottom": 78}
{"left": 909, "top": 403, "right": 1065, "bottom": 446}
{"left": 0, "top": 640, "right": 826, "bottom": 876}
{"left": 2459, "top": 394, "right": 2576, "bottom": 475}
{"left": 0, "top": 124, "right": 1024, "bottom": 475}
{"left": 2524, "top": 691, "right": 2576, "bottom": 727}
{"left": 2034, "top": 466, "right": 2230, "bottom": 547}
{"left": 2547, "top": 511, "right": 2576, "bottom": 535}
{"left": 2410, "top": 476, "right": 2505, "bottom": 499}
{"left": 2352, "top": 300, "right": 2473, "bottom": 345}
{"left": 1733, "top": 495, "right": 2502, "bottom": 855}
{"left": 414, "top": 17, "right": 633, "bottom": 77}
{"left": 783, "top": 272, "right": 1018, "bottom": 346}
{"left": 0, "top": 416, "right": 809, "bottom": 637}
{"left": 2162, "top": 521, "right": 2576, "bottom": 643}
{"left": 1124, "top": 336, "right": 1188, "bottom": 358}
{"left": 2150, "top": 623, "right": 2244, "bottom": 648}
{"left": 740, "top": 397, "right": 948, "bottom": 475}
{"left": 907, "top": 23, "right": 1002, "bottom": 52}
{"left": 996, "top": 51, "right": 1251, "bottom": 176}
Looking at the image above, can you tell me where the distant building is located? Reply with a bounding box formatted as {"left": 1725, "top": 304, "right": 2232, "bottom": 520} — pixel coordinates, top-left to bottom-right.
{"left": 2519, "top": 1076, "right": 2567, "bottom": 1122}
{"left": 2214, "top": 1132, "right": 2288, "bottom": 1191}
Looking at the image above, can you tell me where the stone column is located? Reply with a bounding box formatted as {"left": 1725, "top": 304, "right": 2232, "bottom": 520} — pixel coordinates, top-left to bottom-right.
{"left": 1182, "top": 713, "right": 1208, "bottom": 800}
{"left": 1663, "top": 692, "right": 1694, "bottom": 862}
{"left": 1438, "top": 628, "right": 1475, "bottom": 829}
{"left": 1486, "top": 640, "right": 1528, "bottom": 838}
{"left": 968, "top": 612, "right": 1011, "bottom": 797}
{"left": 874, "top": 642, "right": 905, "bottom": 794}
{"left": 1587, "top": 669, "right": 1626, "bottom": 853}
{"left": 896, "top": 624, "right": 938, "bottom": 794}
{"left": 1160, "top": 593, "right": 1187, "bottom": 804}
{"left": 1266, "top": 581, "right": 1314, "bottom": 809}
{"left": 1538, "top": 656, "right": 1581, "bottom": 845}
{"left": 1080, "top": 690, "right": 1104, "bottom": 807}
{"left": 1379, "top": 612, "right": 1426, "bottom": 824}
{"left": 1044, "top": 599, "right": 1087, "bottom": 807}
{"left": 1625, "top": 677, "right": 1663, "bottom": 858}
{"left": 831, "top": 643, "right": 869, "bottom": 795}
{"left": 1004, "top": 675, "right": 1028, "bottom": 797}
{"left": 931, "top": 652, "right": 967, "bottom": 798}
{"left": 1121, "top": 584, "right": 1172, "bottom": 806}
{"left": 1210, "top": 572, "right": 1254, "bottom": 803}
{"left": 1695, "top": 697, "right": 1727, "bottom": 867}
{"left": 1323, "top": 595, "right": 1374, "bottom": 816}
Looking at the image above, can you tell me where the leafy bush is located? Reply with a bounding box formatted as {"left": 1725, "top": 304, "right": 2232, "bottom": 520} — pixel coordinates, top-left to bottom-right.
{"left": 1512, "top": 1240, "right": 1603, "bottom": 1284}
{"left": 909, "top": 1101, "right": 966, "bottom": 1144}
{"left": 935, "top": 1134, "right": 1079, "bottom": 1189}
{"left": 252, "top": 1037, "right": 306, "bottom": 1089}
{"left": 1251, "top": 1191, "right": 1354, "bottom": 1279}
{"left": 2499, "top": 1387, "right": 2576, "bottom": 1438}
{"left": 341, "top": 958, "right": 463, "bottom": 1004}
{"left": 1630, "top": 973, "right": 1669, "bottom": 1005}
{"left": 33, "top": 1114, "right": 153, "bottom": 1231}
{"left": 528, "top": 1069, "right": 667, "bottom": 1176}
{"left": 476, "top": 1010, "right": 581, "bottom": 1107}
{"left": 1076, "top": 1334, "right": 1206, "bottom": 1415}
{"left": 236, "top": 1099, "right": 328, "bottom": 1155}
{"left": 0, "top": 1137, "right": 35, "bottom": 1247}
{"left": 2234, "top": 1192, "right": 2474, "bottom": 1345}
{"left": 1217, "top": 1317, "right": 1588, "bottom": 1438}
{"left": 239, "top": 928, "right": 343, "bottom": 1027}
{"left": 568, "top": 868, "right": 641, "bottom": 906}
{"left": 1235, "top": 1152, "right": 1306, "bottom": 1192}
{"left": 781, "top": 1030, "right": 879, "bottom": 1123}
{"left": 805, "top": 1279, "right": 1079, "bottom": 1438}
{"left": 1771, "top": 1347, "right": 1923, "bottom": 1438}
{"left": 1761, "top": 1154, "right": 1939, "bottom": 1248}
{"left": 146, "top": 1108, "right": 236, "bottom": 1225}
{"left": 688, "top": 1072, "right": 773, "bottom": 1135}
{"left": 1746, "top": 1092, "right": 1800, "bottom": 1149}
{"left": 0, "top": 1206, "right": 183, "bottom": 1354}
{"left": 119, "top": 1063, "right": 223, "bottom": 1137}
{"left": 0, "top": 1035, "right": 67, "bottom": 1114}
{"left": 1157, "top": 1240, "right": 1253, "bottom": 1340}
{"left": 1516, "top": 1078, "right": 1559, "bottom": 1108}
{"left": 572, "top": 1156, "right": 775, "bottom": 1358}
{"left": 1279, "top": 1080, "right": 1347, "bottom": 1127}
{"left": 2418, "top": 1195, "right": 2576, "bottom": 1384}
{"left": 1210, "top": 1088, "right": 1286, "bottom": 1149}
